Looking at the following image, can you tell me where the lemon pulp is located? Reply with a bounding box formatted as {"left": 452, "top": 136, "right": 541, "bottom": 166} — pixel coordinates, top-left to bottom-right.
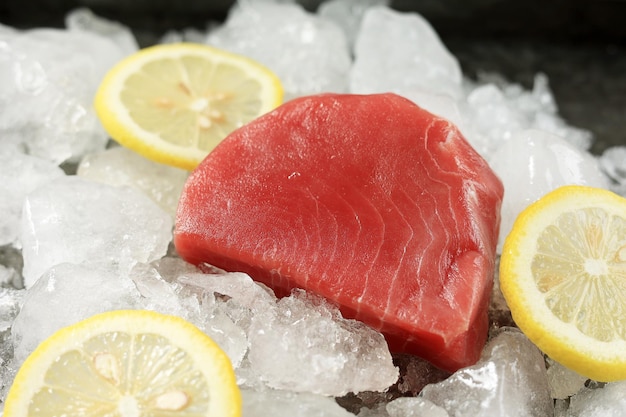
{"left": 532, "top": 207, "right": 626, "bottom": 342}
{"left": 500, "top": 185, "right": 626, "bottom": 382}
{"left": 4, "top": 310, "right": 241, "bottom": 417}
{"left": 95, "top": 43, "right": 283, "bottom": 171}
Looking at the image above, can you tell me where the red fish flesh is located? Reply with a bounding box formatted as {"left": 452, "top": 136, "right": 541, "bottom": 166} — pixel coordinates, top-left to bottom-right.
{"left": 175, "top": 93, "right": 503, "bottom": 372}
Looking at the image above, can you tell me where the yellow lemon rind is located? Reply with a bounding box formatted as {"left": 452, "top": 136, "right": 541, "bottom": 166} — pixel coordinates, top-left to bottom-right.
{"left": 500, "top": 184, "right": 626, "bottom": 382}
{"left": 94, "top": 43, "right": 284, "bottom": 171}
{"left": 3, "top": 309, "right": 241, "bottom": 417}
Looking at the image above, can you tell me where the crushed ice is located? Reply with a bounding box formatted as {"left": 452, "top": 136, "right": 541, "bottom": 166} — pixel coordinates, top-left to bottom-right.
{"left": 0, "top": 0, "right": 622, "bottom": 415}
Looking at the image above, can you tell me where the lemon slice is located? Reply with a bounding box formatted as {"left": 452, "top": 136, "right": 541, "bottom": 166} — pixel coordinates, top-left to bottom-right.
{"left": 3, "top": 310, "right": 241, "bottom": 417}
{"left": 94, "top": 43, "right": 283, "bottom": 170}
{"left": 500, "top": 185, "right": 626, "bottom": 382}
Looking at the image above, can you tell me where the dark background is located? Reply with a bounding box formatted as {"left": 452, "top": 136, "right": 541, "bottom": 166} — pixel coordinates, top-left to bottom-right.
{"left": 2, "top": 0, "right": 625, "bottom": 154}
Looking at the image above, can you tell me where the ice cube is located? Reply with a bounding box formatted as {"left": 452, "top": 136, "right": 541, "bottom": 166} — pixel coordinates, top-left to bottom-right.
{"left": 420, "top": 328, "right": 552, "bottom": 417}
{"left": 206, "top": 1, "right": 351, "bottom": 99}
{"left": 489, "top": 129, "right": 610, "bottom": 253}
{"left": 77, "top": 146, "right": 189, "bottom": 218}
{"left": 247, "top": 289, "right": 398, "bottom": 396}
{"left": 566, "top": 380, "right": 626, "bottom": 417}
{"left": 65, "top": 7, "right": 138, "bottom": 56}
{"left": 20, "top": 176, "right": 173, "bottom": 287}
{"left": 0, "top": 150, "right": 65, "bottom": 247}
{"left": 318, "top": 0, "right": 390, "bottom": 52}
{"left": 11, "top": 263, "right": 141, "bottom": 363}
{"left": 350, "top": 7, "right": 463, "bottom": 100}
{"left": 0, "top": 27, "right": 125, "bottom": 164}
{"left": 241, "top": 388, "right": 355, "bottom": 417}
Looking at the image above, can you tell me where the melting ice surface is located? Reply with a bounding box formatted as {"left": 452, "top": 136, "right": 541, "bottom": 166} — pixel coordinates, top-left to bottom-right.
{"left": 1, "top": 0, "right": 625, "bottom": 415}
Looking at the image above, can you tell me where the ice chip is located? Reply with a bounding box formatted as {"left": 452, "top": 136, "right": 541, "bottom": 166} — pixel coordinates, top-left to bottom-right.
{"left": 160, "top": 27, "right": 207, "bottom": 45}
{"left": 600, "top": 146, "right": 626, "bottom": 184}
{"left": 386, "top": 397, "right": 449, "bottom": 417}
{"left": 130, "top": 262, "right": 190, "bottom": 316}
{"left": 357, "top": 404, "right": 390, "bottom": 417}
{"left": 338, "top": 391, "right": 395, "bottom": 416}
{"left": 20, "top": 176, "right": 173, "bottom": 287}
{"left": 151, "top": 256, "right": 201, "bottom": 283}
{"left": 0, "top": 264, "right": 16, "bottom": 287}
{"left": 0, "top": 328, "right": 18, "bottom": 398}
{"left": 247, "top": 289, "right": 398, "bottom": 396}
{"left": 0, "top": 27, "right": 125, "bottom": 164}
{"left": 180, "top": 271, "right": 397, "bottom": 395}
{"left": 392, "top": 354, "right": 451, "bottom": 397}
{"left": 318, "top": 0, "right": 390, "bottom": 51}
{"left": 0, "top": 245, "right": 24, "bottom": 288}
{"left": 553, "top": 399, "right": 569, "bottom": 417}
{"left": 488, "top": 260, "right": 515, "bottom": 329}
{"left": 420, "top": 328, "right": 552, "bottom": 417}
{"left": 402, "top": 89, "right": 464, "bottom": 128}
{"left": 350, "top": 6, "right": 463, "bottom": 100}
{"left": 599, "top": 146, "right": 626, "bottom": 197}
{"left": 11, "top": 263, "right": 141, "bottom": 363}
{"left": 0, "top": 150, "right": 65, "bottom": 246}
{"left": 546, "top": 357, "right": 588, "bottom": 400}
{"left": 0, "top": 23, "right": 17, "bottom": 36}
{"left": 196, "top": 292, "right": 249, "bottom": 369}
{"left": 65, "top": 7, "right": 139, "bottom": 56}
{"left": 527, "top": 74, "right": 593, "bottom": 151}
{"left": 128, "top": 263, "right": 249, "bottom": 368}
{"left": 0, "top": 287, "right": 25, "bottom": 333}
{"left": 77, "top": 146, "right": 189, "bottom": 218}
{"left": 461, "top": 82, "right": 528, "bottom": 156}
{"left": 461, "top": 74, "right": 593, "bottom": 158}
{"left": 206, "top": 1, "right": 351, "bottom": 99}
{"left": 489, "top": 129, "right": 610, "bottom": 253}
{"left": 178, "top": 271, "right": 276, "bottom": 370}
{"left": 176, "top": 271, "right": 270, "bottom": 368}
{"left": 242, "top": 388, "right": 355, "bottom": 417}
{"left": 178, "top": 271, "right": 276, "bottom": 313}
{"left": 566, "top": 380, "right": 626, "bottom": 417}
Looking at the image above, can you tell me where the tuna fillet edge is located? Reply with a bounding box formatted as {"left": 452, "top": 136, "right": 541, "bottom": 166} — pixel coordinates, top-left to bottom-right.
{"left": 175, "top": 93, "right": 504, "bottom": 372}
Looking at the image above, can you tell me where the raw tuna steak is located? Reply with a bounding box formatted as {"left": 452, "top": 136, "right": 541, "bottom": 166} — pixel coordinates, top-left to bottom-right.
{"left": 175, "top": 93, "right": 503, "bottom": 372}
